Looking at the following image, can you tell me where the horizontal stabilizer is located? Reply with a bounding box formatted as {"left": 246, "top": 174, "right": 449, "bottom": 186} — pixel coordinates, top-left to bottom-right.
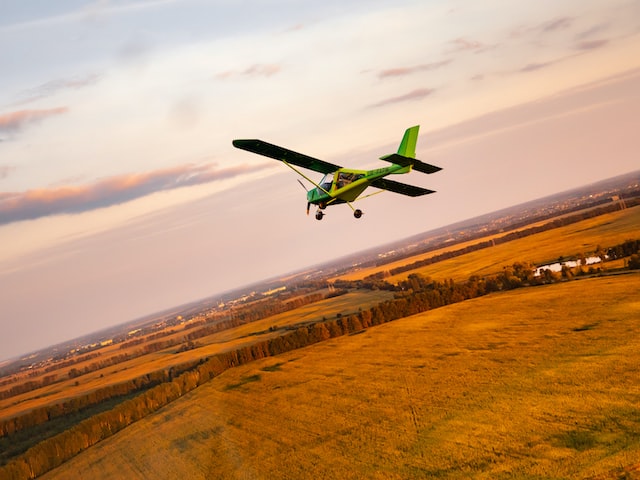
{"left": 233, "top": 139, "right": 341, "bottom": 174}
{"left": 379, "top": 153, "right": 442, "bottom": 174}
{"left": 371, "top": 178, "right": 435, "bottom": 197}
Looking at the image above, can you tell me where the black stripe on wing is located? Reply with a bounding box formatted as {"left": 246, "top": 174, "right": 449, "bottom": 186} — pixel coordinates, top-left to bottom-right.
{"left": 233, "top": 139, "right": 341, "bottom": 174}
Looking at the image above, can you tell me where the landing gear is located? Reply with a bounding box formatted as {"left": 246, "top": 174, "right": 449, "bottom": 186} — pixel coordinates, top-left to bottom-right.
{"left": 312, "top": 206, "right": 362, "bottom": 220}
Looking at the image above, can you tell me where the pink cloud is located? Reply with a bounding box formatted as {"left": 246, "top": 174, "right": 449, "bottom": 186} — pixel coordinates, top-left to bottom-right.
{"left": 447, "top": 37, "right": 486, "bottom": 53}
{"left": 0, "top": 166, "right": 16, "bottom": 179}
{"left": 370, "top": 88, "right": 435, "bottom": 108}
{"left": 216, "top": 64, "right": 282, "bottom": 80}
{"left": 575, "top": 39, "right": 608, "bottom": 51}
{"left": 378, "top": 60, "right": 451, "bottom": 79}
{"left": 243, "top": 64, "right": 280, "bottom": 77}
{"left": 0, "top": 162, "right": 275, "bottom": 225}
{"left": 0, "top": 107, "right": 68, "bottom": 132}
{"left": 576, "top": 23, "right": 609, "bottom": 40}
{"left": 283, "top": 23, "right": 304, "bottom": 33}
{"left": 509, "top": 16, "right": 574, "bottom": 39}
{"left": 520, "top": 61, "right": 555, "bottom": 73}
{"left": 15, "top": 74, "right": 101, "bottom": 105}
{"left": 541, "top": 17, "right": 573, "bottom": 33}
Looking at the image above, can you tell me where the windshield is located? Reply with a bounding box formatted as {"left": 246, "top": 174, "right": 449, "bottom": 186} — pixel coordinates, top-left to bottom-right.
{"left": 319, "top": 172, "right": 335, "bottom": 191}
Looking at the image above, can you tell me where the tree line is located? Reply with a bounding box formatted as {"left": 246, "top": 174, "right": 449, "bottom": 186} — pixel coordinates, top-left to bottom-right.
{"left": 0, "top": 353, "right": 102, "bottom": 401}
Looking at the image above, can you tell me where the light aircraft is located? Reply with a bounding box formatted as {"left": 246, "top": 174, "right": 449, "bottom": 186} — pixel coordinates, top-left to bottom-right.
{"left": 232, "top": 125, "right": 441, "bottom": 220}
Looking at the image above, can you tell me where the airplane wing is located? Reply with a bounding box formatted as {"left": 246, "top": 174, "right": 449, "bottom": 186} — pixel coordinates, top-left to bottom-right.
{"left": 370, "top": 178, "right": 435, "bottom": 197}
{"left": 233, "top": 139, "right": 341, "bottom": 174}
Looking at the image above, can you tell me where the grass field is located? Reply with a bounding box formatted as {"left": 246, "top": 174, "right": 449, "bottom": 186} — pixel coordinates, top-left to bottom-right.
{"left": 336, "top": 205, "right": 640, "bottom": 284}
{"left": 41, "top": 274, "right": 640, "bottom": 479}
{"left": 0, "top": 290, "right": 392, "bottom": 421}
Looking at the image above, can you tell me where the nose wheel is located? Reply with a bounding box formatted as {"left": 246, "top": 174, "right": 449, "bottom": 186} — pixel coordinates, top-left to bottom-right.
{"left": 354, "top": 209, "right": 363, "bottom": 219}
{"left": 315, "top": 211, "right": 324, "bottom": 220}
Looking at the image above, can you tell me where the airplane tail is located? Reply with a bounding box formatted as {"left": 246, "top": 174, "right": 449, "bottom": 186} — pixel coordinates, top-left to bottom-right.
{"left": 397, "top": 125, "right": 420, "bottom": 159}
{"left": 379, "top": 125, "right": 442, "bottom": 174}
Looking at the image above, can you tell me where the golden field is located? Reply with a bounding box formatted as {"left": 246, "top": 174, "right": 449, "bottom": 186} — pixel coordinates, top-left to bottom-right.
{"left": 41, "top": 274, "right": 640, "bottom": 479}
{"left": 336, "top": 206, "right": 640, "bottom": 283}
{"left": 0, "top": 289, "right": 392, "bottom": 421}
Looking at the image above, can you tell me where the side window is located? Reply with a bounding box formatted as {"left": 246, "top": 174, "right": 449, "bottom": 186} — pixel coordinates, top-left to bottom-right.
{"left": 337, "top": 172, "right": 361, "bottom": 188}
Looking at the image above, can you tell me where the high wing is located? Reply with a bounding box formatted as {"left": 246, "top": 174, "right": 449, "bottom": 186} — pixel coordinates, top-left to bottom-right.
{"left": 232, "top": 139, "right": 341, "bottom": 174}
{"left": 370, "top": 178, "right": 435, "bottom": 197}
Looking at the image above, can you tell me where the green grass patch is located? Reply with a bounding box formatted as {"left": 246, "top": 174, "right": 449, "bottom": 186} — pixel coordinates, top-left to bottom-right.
{"left": 551, "top": 429, "right": 598, "bottom": 451}
{"left": 572, "top": 322, "right": 599, "bottom": 332}
{"left": 261, "top": 363, "right": 284, "bottom": 372}
{"left": 223, "top": 374, "right": 262, "bottom": 391}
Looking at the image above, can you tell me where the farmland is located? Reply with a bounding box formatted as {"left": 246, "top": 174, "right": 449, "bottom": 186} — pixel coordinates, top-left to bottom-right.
{"left": 335, "top": 204, "right": 640, "bottom": 283}
{"left": 1, "top": 204, "right": 640, "bottom": 479}
{"left": 41, "top": 275, "right": 640, "bottom": 479}
{"left": 0, "top": 289, "right": 392, "bottom": 420}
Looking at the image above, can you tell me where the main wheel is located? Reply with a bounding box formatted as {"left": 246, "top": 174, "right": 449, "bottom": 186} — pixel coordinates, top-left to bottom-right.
{"left": 354, "top": 209, "right": 363, "bottom": 219}
{"left": 315, "top": 211, "right": 324, "bottom": 220}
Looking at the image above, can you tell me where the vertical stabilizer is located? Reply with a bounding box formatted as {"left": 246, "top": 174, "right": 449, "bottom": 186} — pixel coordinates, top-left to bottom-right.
{"left": 397, "top": 125, "right": 420, "bottom": 159}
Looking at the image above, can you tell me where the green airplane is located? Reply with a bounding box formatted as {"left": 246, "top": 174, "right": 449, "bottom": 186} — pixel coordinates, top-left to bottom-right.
{"left": 232, "top": 125, "right": 441, "bottom": 220}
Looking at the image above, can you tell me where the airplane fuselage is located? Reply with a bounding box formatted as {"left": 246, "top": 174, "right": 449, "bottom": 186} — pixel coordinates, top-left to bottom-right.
{"left": 307, "top": 163, "right": 410, "bottom": 207}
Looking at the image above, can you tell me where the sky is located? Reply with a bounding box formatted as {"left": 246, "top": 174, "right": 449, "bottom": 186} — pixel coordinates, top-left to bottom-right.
{"left": 1, "top": 0, "right": 639, "bottom": 361}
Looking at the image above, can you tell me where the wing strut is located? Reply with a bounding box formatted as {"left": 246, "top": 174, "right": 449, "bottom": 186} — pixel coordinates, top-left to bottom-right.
{"left": 282, "top": 160, "right": 332, "bottom": 196}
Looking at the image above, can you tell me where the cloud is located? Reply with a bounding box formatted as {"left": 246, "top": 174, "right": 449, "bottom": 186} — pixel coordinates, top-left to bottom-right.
{"left": 14, "top": 74, "right": 101, "bottom": 105}
{"left": 447, "top": 37, "right": 488, "bottom": 54}
{"left": 540, "top": 17, "right": 573, "bottom": 33}
{"left": 0, "top": 108, "right": 68, "bottom": 133}
{"left": 283, "top": 23, "right": 304, "bottom": 33}
{"left": 0, "top": 162, "right": 275, "bottom": 225}
{"left": 370, "top": 88, "right": 434, "bottom": 108}
{"left": 0, "top": 166, "right": 16, "bottom": 179}
{"left": 576, "top": 23, "right": 609, "bottom": 40}
{"left": 216, "top": 64, "right": 282, "bottom": 80}
{"left": 575, "top": 39, "right": 609, "bottom": 51}
{"left": 509, "top": 16, "right": 575, "bottom": 40}
{"left": 519, "top": 61, "right": 555, "bottom": 73}
{"left": 377, "top": 60, "right": 452, "bottom": 79}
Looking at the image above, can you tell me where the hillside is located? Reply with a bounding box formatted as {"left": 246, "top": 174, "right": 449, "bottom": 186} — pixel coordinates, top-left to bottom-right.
{"left": 41, "top": 275, "right": 640, "bottom": 479}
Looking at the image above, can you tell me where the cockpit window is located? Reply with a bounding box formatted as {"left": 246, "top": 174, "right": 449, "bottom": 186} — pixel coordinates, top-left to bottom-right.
{"left": 319, "top": 172, "right": 334, "bottom": 191}
{"left": 336, "top": 172, "right": 363, "bottom": 189}
{"left": 318, "top": 171, "right": 364, "bottom": 192}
